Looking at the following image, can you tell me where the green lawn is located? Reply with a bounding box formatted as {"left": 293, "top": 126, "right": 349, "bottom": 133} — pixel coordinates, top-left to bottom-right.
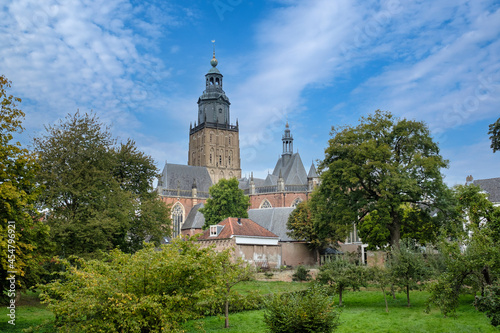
{"left": 0, "top": 291, "right": 54, "bottom": 333}
{"left": 2, "top": 283, "right": 497, "bottom": 333}
{"left": 182, "top": 287, "right": 498, "bottom": 333}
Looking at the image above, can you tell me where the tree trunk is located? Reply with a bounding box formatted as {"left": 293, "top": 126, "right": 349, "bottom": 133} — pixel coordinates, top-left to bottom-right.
{"left": 339, "top": 288, "right": 343, "bottom": 306}
{"left": 388, "top": 212, "right": 401, "bottom": 248}
{"left": 225, "top": 298, "right": 229, "bottom": 328}
{"left": 406, "top": 284, "right": 410, "bottom": 307}
{"left": 391, "top": 284, "right": 396, "bottom": 300}
{"left": 381, "top": 287, "right": 389, "bottom": 313}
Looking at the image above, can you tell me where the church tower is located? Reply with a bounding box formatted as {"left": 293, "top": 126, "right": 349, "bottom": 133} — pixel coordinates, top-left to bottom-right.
{"left": 188, "top": 49, "right": 241, "bottom": 183}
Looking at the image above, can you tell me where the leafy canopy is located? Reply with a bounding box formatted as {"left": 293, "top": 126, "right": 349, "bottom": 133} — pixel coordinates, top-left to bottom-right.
{"left": 488, "top": 117, "right": 500, "bottom": 153}
{"left": 39, "top": 238, "right": 245, "bottom": 333}
{"left": 200, "top": 177, "right": 250, "bottom": 230}
{"left": 34, "top": 111, "right": 170, "bottom": 257}
{"left": 315, "top": 110, "right": 449, "bottom": 247}
{"left": 0, "top": 75, "right": 53, "bottom": 301}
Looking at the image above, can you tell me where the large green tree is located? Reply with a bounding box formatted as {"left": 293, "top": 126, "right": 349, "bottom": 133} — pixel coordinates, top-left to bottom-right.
{"left": 488, "top": 117, "right": 500, "bottom": 153}
{"left": 34, "top": 112, "right": 170, "bottom": 257}
{"left": 0, "top": 75, "right": 52, "bottom": 302}
{"left": 314, "top": 110, "right": 449, "bottom": 248}
{"left": 200, "top": 178, "right": 250, "bottom": 230}
{"left": 287, "top": 200, "right": 334, "bottom": 263}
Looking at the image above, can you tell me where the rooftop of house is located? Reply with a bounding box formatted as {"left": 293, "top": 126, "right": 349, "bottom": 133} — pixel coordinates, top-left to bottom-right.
{"left": 198, "top": 217, "right": 278, "bottom": 240}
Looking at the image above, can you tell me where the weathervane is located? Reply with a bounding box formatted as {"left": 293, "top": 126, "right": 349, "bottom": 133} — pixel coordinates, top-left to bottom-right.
{"left": 212, "top": 40, "right": 216, "bottom": 56}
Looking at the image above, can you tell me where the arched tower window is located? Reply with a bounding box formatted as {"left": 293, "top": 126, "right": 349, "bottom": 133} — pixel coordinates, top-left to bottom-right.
{"left": 260, "top": 199, "right": 272, "bottom": 209}
{"left": 291, "top": 197, "right": 303, "bottom": 208}
{"left": 172, "top": 203, "right": 184, "bottom": 238}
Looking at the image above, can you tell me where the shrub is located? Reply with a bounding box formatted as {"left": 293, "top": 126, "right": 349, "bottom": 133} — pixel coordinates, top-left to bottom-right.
{"left": 263, "top": 284, "right": 340, "bottom": 333}
{"left": 475, "top": 283, "right": 500, "bottom": 327}
{"left": 292, "top": 265, "right": 311, "bottom": 281}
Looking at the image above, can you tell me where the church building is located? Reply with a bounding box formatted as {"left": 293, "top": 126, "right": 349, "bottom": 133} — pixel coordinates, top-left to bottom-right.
{"left": 157, "top": 51, "right": 318, "bottom": 238}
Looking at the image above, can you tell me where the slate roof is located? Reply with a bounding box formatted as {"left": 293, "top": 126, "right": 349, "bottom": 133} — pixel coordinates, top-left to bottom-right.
{"left": 158, "top": 163, "right": 212, "bottom": 192}
{"left": 198, "top": 217, "right": 278, "bottom": 240}
{"left": 473, "top": 177, "right": 500, "bottom": 203}
{"left": 307, "top": 162, "right": 318, "bottom": 178}
{"left": 181, "top": 203, "right": 205, "bottom": 230}
{"left": 248, "top": 207, "right": 296, "bottom": 242}
{"left": 272, "top": 153, "right": 308, "bottom": 185}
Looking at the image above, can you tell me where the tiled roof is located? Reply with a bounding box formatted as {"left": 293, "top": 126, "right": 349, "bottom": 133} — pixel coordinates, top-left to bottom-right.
{"left": 308, "top": 162, "right": 318, "bottom": 178}
{"left": 248, "top": 207, "right": 296, "bottom": 242}
{"left": 473, "top": 177, "right": 500, "bottom": 203}
{"left": 181, "top": 203, "right": 205, "bottom": 230}
{"left": 198, "top": 217, "right": 278, "bottom": 240}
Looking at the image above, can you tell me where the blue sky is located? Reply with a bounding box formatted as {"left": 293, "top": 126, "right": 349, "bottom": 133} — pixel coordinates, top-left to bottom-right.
{"left": 1, "top": 0, "right": 499, "bottom": 186}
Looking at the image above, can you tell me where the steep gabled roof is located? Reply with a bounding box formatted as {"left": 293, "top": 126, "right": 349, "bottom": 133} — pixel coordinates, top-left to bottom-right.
{"left": 272, "top": 153, "right": 308, "bottom": 185}
{"left": 198, "top": 217, "right": 278, "bottom": 240}
{"left": 181, "top": 203, "right": 205, "bottom": 230}
{"left": 248, "top": 207, "right": 296, "bottom": 242}
{"left": 308, "top": 162, "right": 318, "bottom": 178}
{"left": 158, "top": 163, "right": 212, "bottom": 192}
{"left": 473, "top": 177, "right": 500, "bottom": 203}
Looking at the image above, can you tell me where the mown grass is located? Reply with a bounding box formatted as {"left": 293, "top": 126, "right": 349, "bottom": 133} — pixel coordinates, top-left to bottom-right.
{"left": 0, "top": 290, "right": 54, "bottom": 333}
{"left": 2, "top": 283, "right": 497, "bottom": 333}
{"left": 182, "top": 287, "right": 498, "bottom": 333}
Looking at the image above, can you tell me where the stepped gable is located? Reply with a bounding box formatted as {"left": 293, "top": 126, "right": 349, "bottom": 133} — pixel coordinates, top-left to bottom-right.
{"left": 181, "top": 203, "right": 205, "bottom": 230}
{"left": 473, "top": 177, "right": 500, "bottom": 203}
{"left": 158, "top": 163, "right": 212, "bottom": 192}
{"left": 198, "top": 217, "right": 278, "bottom": 240}
{"left": 248, "top": 207, "right": 295, "bottom": 242}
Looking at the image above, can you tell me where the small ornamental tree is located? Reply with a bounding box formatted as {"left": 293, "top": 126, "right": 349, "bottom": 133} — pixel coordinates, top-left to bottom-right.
{"left": 317, "top": 255, "right": 368, "bottom": 306}
{"left": 200, "top": 178, "right": 250, "bottom": 229}
{"left": 264, "top": 284, "right": 340, "bottom": 333}
{"left": 387, "top": 239, "right": 429, "bottom": 307}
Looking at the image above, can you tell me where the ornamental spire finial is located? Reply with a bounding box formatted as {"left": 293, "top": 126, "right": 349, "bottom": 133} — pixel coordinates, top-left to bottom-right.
{"left": 210, "top": 40, "right": 218, "bottom": 67}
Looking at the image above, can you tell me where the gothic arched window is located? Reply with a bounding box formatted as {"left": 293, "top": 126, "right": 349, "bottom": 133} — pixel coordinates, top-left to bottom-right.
{"left": 260, "top": 199, "right": 272, "bottom": 209}
{"left": 291, "top": 197, "right": 303, "bottom": 208}
{"left": 172, "top": 203, "right": 184, "bottom": 238}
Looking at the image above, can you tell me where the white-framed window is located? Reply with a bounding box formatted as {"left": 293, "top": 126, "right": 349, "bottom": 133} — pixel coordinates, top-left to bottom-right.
{"left": 210, "top": 225, "right": 218, "bottom": 237}
{"left": 260, "top": 199, "right": 272, "bottom": 209}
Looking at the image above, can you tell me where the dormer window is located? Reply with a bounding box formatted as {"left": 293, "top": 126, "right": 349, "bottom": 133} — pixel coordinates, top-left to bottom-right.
{"left": 210, "top": 225, "right": 217, "bottom": 237}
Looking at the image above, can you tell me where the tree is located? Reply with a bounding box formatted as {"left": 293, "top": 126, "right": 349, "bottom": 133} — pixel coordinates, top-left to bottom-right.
{"left": 488, "top": 117, "right": 500, "bottom": 153}
{"left": 263, "top": 284, "right": 340, "bottom": 333}
{"left": 317, "top": 254, "right": 368, "bottom": 306}
{"left": 200, "top": 178, "right": 250, "bottom": 230}
{"left": 39, "top": 238, "right": 235, "bottom": 332}
{"left": 0, "top": 75, "right": 53, "bottom": 302}
{"left": 387, "top": 239, "right": 429, "bottom": 307}
{"left": 315, "top": 110, "right": 449, "bottom": 248}
{"left": 34, "top": 111, "right": 170, "bottom": 257}
{"left": 287, "top": 200, "right": 331, "bottom": 263}
{"left": 369, "top": 265, "right": 391, "bottom": 313}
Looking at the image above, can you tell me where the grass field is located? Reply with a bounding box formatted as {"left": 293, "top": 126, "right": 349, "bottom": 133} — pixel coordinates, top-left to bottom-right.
{"left": 1, "top": 283, "right": 497, "bottom": 333}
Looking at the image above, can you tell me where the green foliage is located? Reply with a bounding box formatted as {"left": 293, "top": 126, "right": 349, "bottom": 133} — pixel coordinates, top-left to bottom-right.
{"left": 263, "top": 284, "right": 340, "bottom": 333}
{"left": 200, "top": 178, "right": 250, "bottom": 229}
{"left": 426, "top": 225, "right": 500, "bottom": 318}
{"left": 38, "top": 238, "right": 243, "bottom": 332}
{"left": 386, "top": 239, "right": 429, "bottom": 307}
{"left": 0, "top": 75, "right": 53, "bottom": 302}
{"left": 488, "top": 117, "right": 500, "bottom": 153}
{"left": 292, "top": 265, "right": 311, "bottom": 282}
{"left": 287, "top": 200, "right": 329, "bottom": 261}
{"left": 317, "top": 255, "right": 368, "bottom": 306}
{"left": 315, "top": 110, "right": 449, "bottom": 248}
{"left": 475, "top": 282, "right": 500, "bottom": 327}
{"left": 33, "top": 111, "right": 170, "bottom": 257}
